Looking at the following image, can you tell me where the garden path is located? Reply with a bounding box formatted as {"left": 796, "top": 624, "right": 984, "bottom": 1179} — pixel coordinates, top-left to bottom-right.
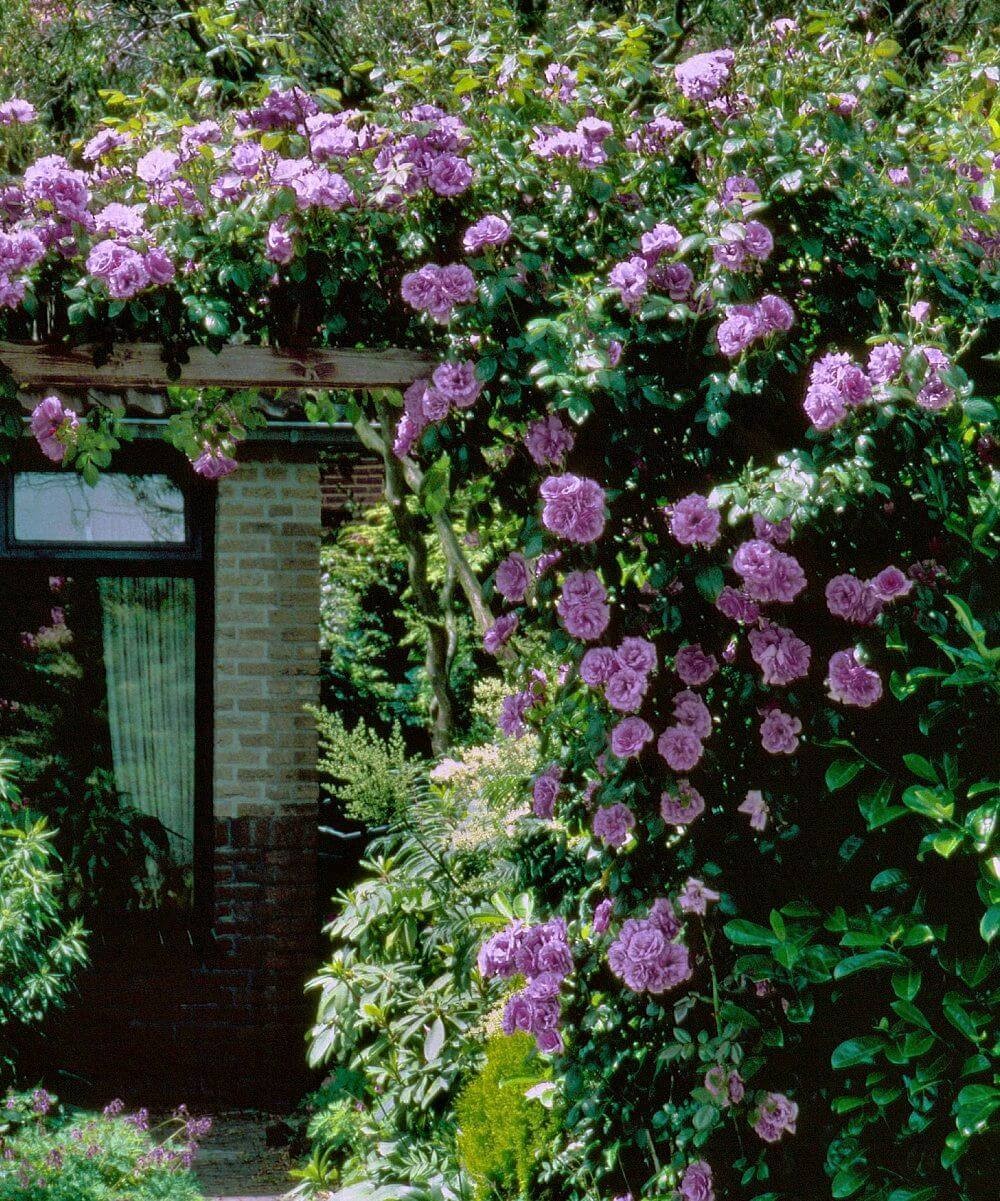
{"left": 193, "top": 1110, "right": 293, "bottom": 1201}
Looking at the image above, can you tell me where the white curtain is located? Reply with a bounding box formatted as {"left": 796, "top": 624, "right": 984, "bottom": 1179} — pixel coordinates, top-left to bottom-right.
{"left": 98, "top": 577, "right": 196, "bottom": 863}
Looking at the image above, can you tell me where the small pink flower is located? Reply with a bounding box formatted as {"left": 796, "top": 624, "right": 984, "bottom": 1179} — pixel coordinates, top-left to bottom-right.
{"left": 657, "top": 726, "right": 704, "bottom": 772}
{"left": 674, "top": 644, "right": 718, "bottom": 686}
{"left": 739, "top": 790, "right": 769, "bottom": 831}
{"left": 760, "top": 709, "right": 801, "bottom": 754}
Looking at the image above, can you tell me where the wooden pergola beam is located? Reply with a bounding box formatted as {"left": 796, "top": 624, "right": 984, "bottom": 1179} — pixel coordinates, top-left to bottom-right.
{"left": 0, "top": 341, "right": 433, "bottom": 391}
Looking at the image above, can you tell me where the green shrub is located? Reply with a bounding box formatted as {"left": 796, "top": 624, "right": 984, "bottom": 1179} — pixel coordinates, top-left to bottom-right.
{"left": 456, "top": 1034, "right": 557, "bottom": 1201}
{"left": 304, "top": 739, "right": 533, "bottom": 1191}
{"left": 0, "top": 760, "right": 87, "bottom": 1082}
{"left": 310, "top": 705, "right": 423, "bottom": 827}
{"left": 0, "top": 1092, "right": 207, "bottom": 1201}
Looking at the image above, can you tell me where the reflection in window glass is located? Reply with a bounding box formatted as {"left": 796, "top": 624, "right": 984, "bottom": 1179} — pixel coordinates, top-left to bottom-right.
{"left": 13, "top": 473, "right": 186, "bottom": 544}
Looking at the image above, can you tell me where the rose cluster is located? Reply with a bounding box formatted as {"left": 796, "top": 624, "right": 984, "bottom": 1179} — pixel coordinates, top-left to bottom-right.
{"left": 477, "top": 918, "right": 574, "bottom": 1053}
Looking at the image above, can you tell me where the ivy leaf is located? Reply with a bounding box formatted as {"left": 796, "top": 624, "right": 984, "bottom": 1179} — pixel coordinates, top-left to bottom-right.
{"left": 834, "top": 950, "right": 905, "bottom": 978}
{"left": 723, "top": 919, "right": 776, "bottom": 947}
{"left": 831, "top": 1036, "right": 884, "bottom": 1069}
{"left": 980, "top": 905, "right": 1000, "bottom": 943}
{"left": 826, "top": 760, "right": 864, "bottom": 792}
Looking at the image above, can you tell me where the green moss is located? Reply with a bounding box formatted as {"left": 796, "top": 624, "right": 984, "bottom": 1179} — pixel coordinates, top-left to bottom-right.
{"left": 455, "top": 1034, "right": 556, "bottom": 1201}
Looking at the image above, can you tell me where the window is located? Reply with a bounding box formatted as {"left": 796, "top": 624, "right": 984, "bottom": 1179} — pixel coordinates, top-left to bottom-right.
{"left": 0, "top": 444, "right": 213, "bottom": 921}
{"left": 13, "top": 473, "right": 186, "bottom": 544}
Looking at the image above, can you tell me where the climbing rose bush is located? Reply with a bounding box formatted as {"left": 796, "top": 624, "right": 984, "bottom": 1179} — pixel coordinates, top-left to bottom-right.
{"left": 1, "top": 8, "right": 999, "bottom": 1201}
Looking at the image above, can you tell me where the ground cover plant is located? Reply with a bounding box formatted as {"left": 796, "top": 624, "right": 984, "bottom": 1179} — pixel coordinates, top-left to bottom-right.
{"left": 0, "top": 1090, "right": 210, "bottom": 1201}
{"left": 0, "top": 2, "right": 997, "bottom": 1199}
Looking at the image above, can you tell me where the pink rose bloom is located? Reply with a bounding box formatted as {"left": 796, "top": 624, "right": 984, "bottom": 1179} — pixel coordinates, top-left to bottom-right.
{"left": 617, "top": 636, "right": 657, "bottom": 674}
{"left": 747, "top": 623, "right": 811, "bottom": 685}
{"left": 495, "top": 552, "right": 531, "bottom": 602}
{"left": 525, "top": 414, "right": 574, "bottom": 466}
{"left": 610, "top": 716, "right": 653, "bottom": 758}
{"left": 660, "top": 779, "right": 705, "bottom": 825}
{"left": 672, "top": 690, "right": 712, "bottom": 739}
{"left": 432, "top": 360, "right": 482, "bottom": 409}
{"left": 540, "top": 474, "right": 606, "bottom": 543}
{"left": 657, "top": 726, "right": 704, "bottom": 772}
{"left": 870, "top": 565, "right": 913, "bottom": 601}
{"left": 674, "top": 644, "right": 718, "bottom": 686}
{"left": 825, "top": 574, "right": 882, "bottom": 624}
{"left": 739, "top": 789, "right": 769, "bottom": 830}
{"left": 760, "top": 709, "right": 801, "bottom": 754}
{"left": 667, "top": 493, "right": 721, "bottom": 547}
{"left": 421, "top": 388, "right": 450, "bottom": 421}
{"left": 679, "top": 1160, "right": 715, "bottom": 1201}
{"left": 30, "top": 396, "right": 78, "bottom": 462}
{"left": 753, "top": 1092, "right": 798, "bottom": 1143}
{"left": 592, "top": 802, "right": 636, "bottom": 848}
{"left": 580, "top": 646, "right": 617, "bottom": 686}
{"left": 678, "top": 876, "right": 720, "bottom": 915}
{"left": 827, "top": 649, "right": 882, "bottom": 707}
{"left": 716, "top": 586, "right": 760, "bottom": 623}
{"left": 557, "top": 571, "right": 610, "bottom": 641}
{"left": 605, "top": 665, "right": 648, "bottom": 712}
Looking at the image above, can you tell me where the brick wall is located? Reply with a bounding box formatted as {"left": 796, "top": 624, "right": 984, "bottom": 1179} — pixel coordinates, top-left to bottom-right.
{"left": 208, "top": 457, "right": 321, "bottom": 1097}
{"left": 320, "top": 449, "right": 383, "bottom": 524}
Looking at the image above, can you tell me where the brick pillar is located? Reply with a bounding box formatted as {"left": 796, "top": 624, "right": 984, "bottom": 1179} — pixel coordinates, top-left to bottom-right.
{"left": 210, "top": 456, "right": 320, "bottom": 1097}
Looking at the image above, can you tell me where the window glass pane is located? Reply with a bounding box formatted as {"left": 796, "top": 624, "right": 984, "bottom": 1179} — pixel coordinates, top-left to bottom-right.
{"left": 0, "top": 573, "right": 196, "bottom": 908}
{"left": 13, "top": 473, "right": 186, "bottom": 544}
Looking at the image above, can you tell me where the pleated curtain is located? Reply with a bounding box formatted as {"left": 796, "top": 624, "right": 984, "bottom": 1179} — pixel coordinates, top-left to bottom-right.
{"left": 98, "top": 577, "right": 196, "bottom": 863}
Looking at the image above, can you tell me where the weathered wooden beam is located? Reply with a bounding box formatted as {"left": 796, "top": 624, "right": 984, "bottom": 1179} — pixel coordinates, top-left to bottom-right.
{"left": 0, "top": 341, "right": 433, "bottom": 391}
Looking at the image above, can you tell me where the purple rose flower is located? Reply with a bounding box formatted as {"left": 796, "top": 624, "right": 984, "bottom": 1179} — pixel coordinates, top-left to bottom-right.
{"left": 192, "top": 447, "right": 238, "bottom": 479}
{"left": 674, "top": 644, "right": 718, "bottom": 686}
{"left": 580, "top": 646, "right": 617, "bottom": 686}
{"left": 716, "top": 586, "right": 760, "bottom": 624}
{"left": 593, "top": 898, "right": 613, "bottom": 934}
{"left": 495, "top": 552, "right": 531, "bottom": 603}
{"left": 432, "top": 360, "right": 482, "bottom": 408}
{"left": 667, "top": 493, "right": 721, "bottom": 546}
{"left": 753, "top": 1092, "right": 798, "bottom": 1143}
{"left": 679, "top": 1160, "right": 715, "bottom": 1201}
{"left": 604, "top": 665, "right": 648, "bottom": 712}
{"left": 739, "top": 789, "right": 769, "bottom": 830}
{"left": 463, "top": 214, "right": 511, "bottom": 253}
{"left": 870, "top": 565, "right": 913, "bottom": 601}
{"left": 525, "top": 414, "right": 574, "bottom": 466}
{"left": 672, "top": 690, "right": 712, "bottom": 739}
{"left": 826, "top": 649, "right": 882, "bottom": 707}
{"left": 592, "top": 802, "right": 636, "bottom": 848}
{"left": 747, "top": 622, "right": 811, "bottom": 685}
{"left": 484, "top": 612, "right": 519, "bottom": 654}
{"left": 557, "top": 571, "right": 610, "bottom": 641}
{"left": 825, "top": 574, "right": 882, "bottom": 624}
{"left": 610, "top": 716, "right": 653, "bottom": 758}
{"left": 760, "top": 709, "right": 801, "bottom": 754}
{"left": 678, "top": 876, "right": 720, "bottom": 916}
{"left": 674, "top": 48, "right": 735, "bottom": 101}
{"left": 660, "top": 779, "right": 705, "bottom": 825}
{"left": 532, "top": 765, "right": 562, "bottom": 819}
{"left": 657, "top": 726, "right": 704, "bottom": 772}
{"left": 30, "top": 396, "right": 79, "bottom": 462}
{"left": 540, "top": 474, "right": 606, "bottom": 543}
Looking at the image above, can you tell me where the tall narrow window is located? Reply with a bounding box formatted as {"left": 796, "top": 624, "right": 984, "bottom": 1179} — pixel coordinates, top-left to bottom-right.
{"left": 1, "top": 447, "right": 211, "bottom": 919}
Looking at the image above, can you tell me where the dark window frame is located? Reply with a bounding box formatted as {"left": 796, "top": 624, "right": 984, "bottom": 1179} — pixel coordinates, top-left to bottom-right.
{"left": 0, "top": 440, "right": 215, "bottom": 941}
